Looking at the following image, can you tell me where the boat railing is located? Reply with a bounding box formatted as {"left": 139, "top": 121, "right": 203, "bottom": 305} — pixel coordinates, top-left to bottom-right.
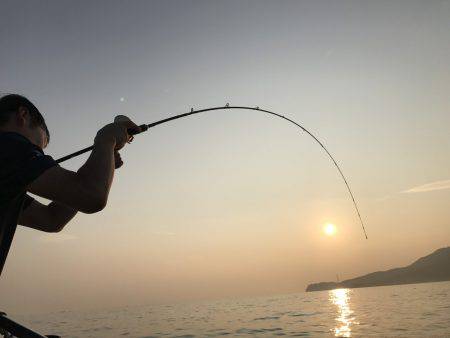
{"left": 0, "top": 312, "right": 59, "bottom": 338}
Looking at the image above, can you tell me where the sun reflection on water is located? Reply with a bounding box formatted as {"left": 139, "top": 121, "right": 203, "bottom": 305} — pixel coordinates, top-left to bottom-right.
{"left": 329, "top": 288, "right": 357, "bottom": 337}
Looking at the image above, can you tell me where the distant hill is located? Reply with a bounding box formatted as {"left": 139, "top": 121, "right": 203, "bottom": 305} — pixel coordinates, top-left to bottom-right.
{"left": 306, "top": 247, "right": 450, "bottom": 292}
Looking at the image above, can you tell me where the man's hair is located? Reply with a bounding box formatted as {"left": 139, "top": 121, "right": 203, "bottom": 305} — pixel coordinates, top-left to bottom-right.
{"left": 0, "top": 94, "right": 50, "bottom": 141}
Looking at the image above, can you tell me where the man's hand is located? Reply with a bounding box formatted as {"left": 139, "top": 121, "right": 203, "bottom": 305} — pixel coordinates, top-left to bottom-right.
{"left": 95, "top": 115, "right": 141, "bottom": 151}
{"left": 111, "top": 115, "right": 138, "bottom": 169}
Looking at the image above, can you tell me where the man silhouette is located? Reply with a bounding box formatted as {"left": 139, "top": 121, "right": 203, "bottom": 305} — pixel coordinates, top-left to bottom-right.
{"left": 0, "top": 94, "right": 140, "bottom": 276}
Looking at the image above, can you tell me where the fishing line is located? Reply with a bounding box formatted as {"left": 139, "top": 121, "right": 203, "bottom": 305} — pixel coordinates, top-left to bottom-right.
{"left": 56, "top": 104, "right": 368, "bottom": 239}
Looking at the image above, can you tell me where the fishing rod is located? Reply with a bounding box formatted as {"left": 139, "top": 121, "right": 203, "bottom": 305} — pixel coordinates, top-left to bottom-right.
{"left": 56, "top": 104, "right": 368, "bottom": 239}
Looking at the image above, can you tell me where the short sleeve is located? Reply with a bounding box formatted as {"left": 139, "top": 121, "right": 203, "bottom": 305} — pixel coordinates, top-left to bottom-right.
{"left": 16, "top": 149, "right": 57, "bottom": 188}
{"left": 0, "top": 133, "right": 57, "bottom": 202}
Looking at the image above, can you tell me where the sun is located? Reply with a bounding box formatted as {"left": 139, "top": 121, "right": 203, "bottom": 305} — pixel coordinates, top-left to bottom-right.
{"left": 324, "top": 223, "right": 337, "bottom": 236}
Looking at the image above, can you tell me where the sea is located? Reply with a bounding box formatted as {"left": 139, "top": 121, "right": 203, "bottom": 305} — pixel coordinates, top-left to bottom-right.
{"left": 14, "top": 281, "right": 450, "bottom": 337}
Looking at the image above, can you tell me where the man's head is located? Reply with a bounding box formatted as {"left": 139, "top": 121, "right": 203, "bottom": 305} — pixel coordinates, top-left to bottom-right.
{"left": 0, "top": 94, "right": 49, "bottom": 149}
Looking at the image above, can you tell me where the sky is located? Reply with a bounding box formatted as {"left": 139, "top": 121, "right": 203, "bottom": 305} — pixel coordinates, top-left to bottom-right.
{"left": 0, "top": 0, "right": 449, "bottom": 315}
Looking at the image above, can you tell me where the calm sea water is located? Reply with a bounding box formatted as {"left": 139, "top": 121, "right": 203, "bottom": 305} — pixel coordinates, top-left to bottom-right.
{"left": 15, "top": 281, "right": 450, "bottom": 337}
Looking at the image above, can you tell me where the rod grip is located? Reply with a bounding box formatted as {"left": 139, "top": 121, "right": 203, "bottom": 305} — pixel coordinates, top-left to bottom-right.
{"left": 128, "top": 124, "right": 148, "bottom": 136}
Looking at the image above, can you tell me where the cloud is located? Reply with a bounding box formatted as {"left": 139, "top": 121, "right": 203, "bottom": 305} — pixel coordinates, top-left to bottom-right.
{"left": 402, "top": 179, "right": 450, "bottom": 193}
{"left": 38, "top": 233, "right": 78, "bottom": 243}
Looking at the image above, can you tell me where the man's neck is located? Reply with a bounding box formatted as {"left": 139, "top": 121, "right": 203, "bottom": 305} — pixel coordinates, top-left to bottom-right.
{"left": 0, "top": 127, "right": 29, "bottom": 141}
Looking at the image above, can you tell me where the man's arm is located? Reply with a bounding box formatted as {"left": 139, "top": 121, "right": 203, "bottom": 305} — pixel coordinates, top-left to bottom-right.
{"left": 18, "top": 150, "right": 123, "bottom": 232}
{"left": 27, "top": 120, "right": 139, "bottom": 214}
{"left": 18, "top": 200, "right": 77, "bottom": 233}
{"left": 27, "top": 139, "right": 115, "bottom": 213}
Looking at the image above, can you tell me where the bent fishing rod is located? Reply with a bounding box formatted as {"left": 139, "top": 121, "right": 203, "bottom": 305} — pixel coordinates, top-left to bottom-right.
{"left": 56, "top": 104, "right": 368, "bottom": 239}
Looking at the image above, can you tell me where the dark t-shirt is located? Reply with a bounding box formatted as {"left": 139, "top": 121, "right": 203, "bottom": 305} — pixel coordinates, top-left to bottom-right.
{"left": 0, "top": 132, "right": 57, "bottom": 275}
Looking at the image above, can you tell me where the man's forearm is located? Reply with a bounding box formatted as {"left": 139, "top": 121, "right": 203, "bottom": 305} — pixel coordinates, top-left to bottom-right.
{"left": 19, "top": 199, "right": 78, "bottom": 233}
{"left": 46, "top": 202, "right": 78, "bottom": 231}
{"left": 76, "top": 139, "right": 116, "bottom": 207}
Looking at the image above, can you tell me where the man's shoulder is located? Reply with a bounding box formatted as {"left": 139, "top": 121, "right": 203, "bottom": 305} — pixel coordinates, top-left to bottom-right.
{"left": 0, "top": 132, "right": 47, "bottom": 183}
{"left": 0, "top": 131, "right": 55, "bottom": 206}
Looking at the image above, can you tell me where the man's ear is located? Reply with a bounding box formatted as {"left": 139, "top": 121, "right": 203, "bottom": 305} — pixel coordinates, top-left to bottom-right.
{"left": 16, "top": 106, "right": 29, "bottom": 127}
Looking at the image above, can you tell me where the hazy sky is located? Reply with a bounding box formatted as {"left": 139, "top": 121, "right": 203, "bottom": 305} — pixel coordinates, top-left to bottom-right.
{"left": 1, "top": 0, "right": 449, "bottom": 315}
